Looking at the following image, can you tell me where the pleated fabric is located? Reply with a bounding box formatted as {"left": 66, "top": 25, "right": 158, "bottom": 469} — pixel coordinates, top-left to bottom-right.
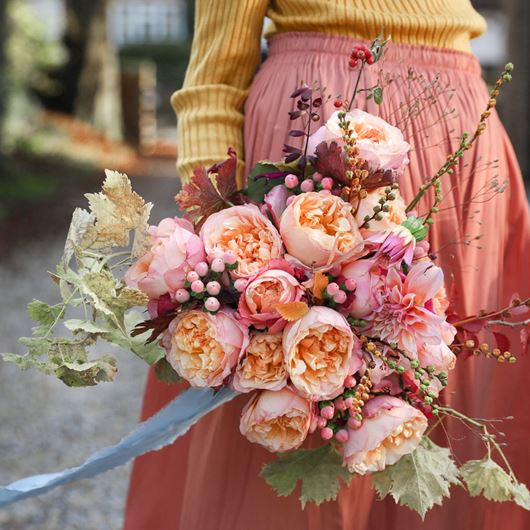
{"left": 124, "top": 34, "right": 530, "bottom": 530}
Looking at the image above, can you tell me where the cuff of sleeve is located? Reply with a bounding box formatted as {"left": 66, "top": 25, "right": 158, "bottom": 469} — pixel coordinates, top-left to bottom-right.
{"left": 171, "top": 85, "right": 247, "bottom": 188}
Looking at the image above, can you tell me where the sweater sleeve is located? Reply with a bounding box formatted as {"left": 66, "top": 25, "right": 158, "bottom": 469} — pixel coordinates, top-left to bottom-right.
{"left": 171, "top": 0, "right": 269, "bottom": 185}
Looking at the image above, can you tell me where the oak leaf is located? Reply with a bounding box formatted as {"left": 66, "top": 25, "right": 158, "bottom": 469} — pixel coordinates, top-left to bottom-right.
{"left": 85, "top": 170, "right": 152, "bottom": 256}
{"left": 311, "top": 272, "right": 329, "bottom": 302}
{"left": 274, "top": 301, "right": 309, "bottom": 321}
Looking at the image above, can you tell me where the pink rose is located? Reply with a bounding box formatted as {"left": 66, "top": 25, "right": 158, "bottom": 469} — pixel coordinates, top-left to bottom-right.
{"left": 279, "top": 192, "right": 363, "bottom": 270}
{"left": 163, "top": 309, "right": 249, "bottom": 387}
{"left": 199, "top": 204, "right": 284, "bottom": 278}
{"left": 341, "top": 259, "right": 384, "bottom": 318}
{"left": 125, "top": 217, "right": 205, "bottom": 299}
{"left": 307, "top": 110, "right": 410, "bottom": 173}
{"left": 355, "top": 187, "right": 407, "bottom": 232}
{"left": 283, "top": 306, "right": 362, "bottom": 401}
{"left": 239, "top": 388, "right": 311, "bottom": 452}
{"left": 238, "top": 260, "right": 304, "bottom": 332}
{"left": 232, "top": 332, "right": 287, "bottom": 393}
{"left": 343, "top": 395, "right": 427, "bottom": 474}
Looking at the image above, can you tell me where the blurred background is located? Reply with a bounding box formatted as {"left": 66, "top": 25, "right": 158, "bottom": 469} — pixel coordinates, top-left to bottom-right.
{"left": 0, "top": 1, "right": 528, "bottom": 528}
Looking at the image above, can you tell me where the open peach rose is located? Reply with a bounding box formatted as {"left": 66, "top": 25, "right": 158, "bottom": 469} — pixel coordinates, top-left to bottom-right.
{"left": 355, "top": 187, "right": 407, "bottom": 232}
{"left": 239, "top": 387, "right": 311, "bottom": 452}
{"left": 279, "top": 192, "right": 363, "bottom": 270}
{"left": 164, "top": 309, "right": 248, "bottom": 387}
{"left": 199, "top": 204, "right": 284, "bottom": 278}
{"left": 232, "top": 332, "right": 287, "bottom": 392}
{"left": 343, "top": 395, "right": 427, "bottom": 474}
{"left": 238, "top": 260, "right": 304, "bottom": 332}
{"left": 307, "top": 110, "right": 410, "bottom": 173}
{"left": 283, "top": 306, "right": 362, "bottom": 401}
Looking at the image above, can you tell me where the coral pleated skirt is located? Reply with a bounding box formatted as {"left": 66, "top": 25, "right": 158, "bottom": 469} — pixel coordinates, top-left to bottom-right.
{"left": 123, "top": 33, "right": 530, "bottom": 530}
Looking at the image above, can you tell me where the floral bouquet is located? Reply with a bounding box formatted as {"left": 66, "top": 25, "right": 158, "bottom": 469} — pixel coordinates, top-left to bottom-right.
{"left": 3, "top": 37, "right": 530, "bottom": 518}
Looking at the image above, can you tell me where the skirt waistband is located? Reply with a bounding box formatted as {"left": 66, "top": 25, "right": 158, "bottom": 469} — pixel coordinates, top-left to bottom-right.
{"left": 267, "top": 32, "right": 482, "bottom": 76}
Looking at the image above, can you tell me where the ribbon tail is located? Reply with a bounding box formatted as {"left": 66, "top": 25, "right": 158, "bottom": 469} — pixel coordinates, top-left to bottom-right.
{"left": 0, "top": 386, "right": 238, "bottom": 507}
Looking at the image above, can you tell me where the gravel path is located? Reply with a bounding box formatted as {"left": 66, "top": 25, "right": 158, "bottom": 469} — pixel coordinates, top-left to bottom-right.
{"left": 0, "top": 172, "right": 180, "bottom": 530}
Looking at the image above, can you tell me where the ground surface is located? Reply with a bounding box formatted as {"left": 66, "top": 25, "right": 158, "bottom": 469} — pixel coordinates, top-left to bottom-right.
{"left": 0, "top": 167, "right": 179, "bottom": 530}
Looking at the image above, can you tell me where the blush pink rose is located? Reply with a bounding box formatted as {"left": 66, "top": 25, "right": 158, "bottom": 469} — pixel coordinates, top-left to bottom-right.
{"left": 307, "top": 109, "right": 410, "bottom": 173}
{"left": 163, "top": 309, "right": 249, "bottom": 387}
{"left": 238, "top": 260, "right": 304, "bottom": 332}
{"left": 125, "top": 217, "right": 205, "bottom": 299}
{"left": 343, "top": 395, "right": 427, "bottom": 474}
{"left": 279, "top": 192, "right": 363, "bottom": 270}
{"left": 341, "top": 258, "right": 384, "bottom": 318}
{"left": 283, "top": 306, "right": 362, "bottom": 401}
{"left": 200, "top": 204, "right": 284, "bottom": 278}
{"left": 239, "top": 387, "right": 311, "bottom": 452}
{"left": 355, "top": 187, "right": 407, "bottom": 232}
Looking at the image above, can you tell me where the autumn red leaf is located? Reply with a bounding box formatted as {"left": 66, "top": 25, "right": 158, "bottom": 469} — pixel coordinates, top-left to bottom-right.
{"left": 492, "top": 332, "right": 511, "bottom": 353}
{"left": 312, "top": 141, "right": 347, "bottom": 183}
{"left": 175, "top": 148, "right": 240, "bottom": 226}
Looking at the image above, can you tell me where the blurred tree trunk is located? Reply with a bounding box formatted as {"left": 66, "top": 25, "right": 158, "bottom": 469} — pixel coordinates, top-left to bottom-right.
{"left": 39, "top": 0, "right": 123, "bottom": 140}
{"left": 0, "top": 0, "right": 8, "bottom": 152}
{"left": 503, "top": 0, "right": 530, "bottom": 179}
{"left": 73, "top": 0, "right": 122, "bottom": 139}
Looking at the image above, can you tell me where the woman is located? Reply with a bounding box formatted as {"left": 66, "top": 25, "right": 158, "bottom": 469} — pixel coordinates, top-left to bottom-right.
{"left": 124, "top": 2, "right": 530, "bottom": 529}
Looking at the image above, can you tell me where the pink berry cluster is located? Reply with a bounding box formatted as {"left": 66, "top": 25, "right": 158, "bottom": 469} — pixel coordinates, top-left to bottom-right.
{"left": 284, "top": 172, "right": 335, "bottom": 195}
{"left": 312, "top": 375, "right": 361, "bottom": 443}
{"left": 176, "top": 251, "right": 238, "bottom": 313}
{"left": 318, "top": 268, "right": 356, "bottom": 308}
{"left": 348, "top": 44, "right": 374, "bottom": 68}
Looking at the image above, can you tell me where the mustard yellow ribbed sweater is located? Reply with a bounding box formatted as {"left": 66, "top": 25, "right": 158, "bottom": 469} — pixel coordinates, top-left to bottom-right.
{"left": 171, "top": 1, "right": 486, "bottom": 182}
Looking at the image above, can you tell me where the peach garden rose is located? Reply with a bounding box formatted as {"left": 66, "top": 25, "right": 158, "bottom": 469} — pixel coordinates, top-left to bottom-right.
{"left": 279, "top": 191, "right": 363, "bottom": 270}
{"left": 283, "top": 306, "right": 362, "bottom": 401}
{"left": 307, "top": 109, "right": 410, "bottom": 173}
{"left": 238, "top": 260, "right": 304, "bottom": 332}
{"left": 164, "top": 309, "right": 248, "bottom": 387}
{"left": 232, "top": 332, "right": 287, "bottom": 393}
{"left": 355, "top": 187, "right": 407, "bottom": 232}
{"left": 239, "top": 387, "right": 311, "bottom": 452}
{"left": 343, "top": 395, "right": 428, "bottom": 474}
{"left": 199, "top": 204, "right": 284, "bottom": 278}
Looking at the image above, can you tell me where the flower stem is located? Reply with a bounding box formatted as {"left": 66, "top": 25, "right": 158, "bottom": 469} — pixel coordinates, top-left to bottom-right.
{"left": 438, "top": 406, "right": 516, "bottom": 480}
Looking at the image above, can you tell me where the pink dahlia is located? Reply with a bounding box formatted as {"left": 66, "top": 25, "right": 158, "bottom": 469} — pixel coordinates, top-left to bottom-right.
{"left": 369, "top": 261, "right": 446, "bottom": 357}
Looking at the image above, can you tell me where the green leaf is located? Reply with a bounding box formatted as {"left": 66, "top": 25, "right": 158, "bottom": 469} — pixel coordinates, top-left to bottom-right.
{"left": 27, "top": 299, "right": 64, "bottom": 335}
{"left": 55, "top": 356, "right": 117, "bottom": 387}
{"left": 246, "top": 162, "right": 285, "bottom": 203}
{"left": 154, "top": 357, "right": 181, "bottom": 384}
{"left": 102, "top": 311, "right": 164, "bottom": 365}
{"left": 372, "top": 438, "right": 460, "bottom": 520}
{"left": 512, "top": 482, "right": 530, "bottom": 510}
{"left": 79, "top": 269, "right": 117, "bottom": 317}
{"left": 461, "top": 457, "right": 530, "bottom": 510}
{"left": 373, "top": 86, "right": 383, "bottom": 105}
{"left": 62, "top": 207, "right": 96, "bottom": 267}
{"left": 114, "top": 287, "right": 149, "bottom": 311}
{"left": 401, "top": 216, "right": 429, "bottom": 242}
{"left": 64, "top": 319, "right": 110, "bottom": 334}
{"left": 260, "top": 444, "right": 353, "bottom": 508}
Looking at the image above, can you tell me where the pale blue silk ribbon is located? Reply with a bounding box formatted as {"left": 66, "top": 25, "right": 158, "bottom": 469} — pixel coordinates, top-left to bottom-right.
{"left": 0, "top": 386, "right": 238, "bottom": 507}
